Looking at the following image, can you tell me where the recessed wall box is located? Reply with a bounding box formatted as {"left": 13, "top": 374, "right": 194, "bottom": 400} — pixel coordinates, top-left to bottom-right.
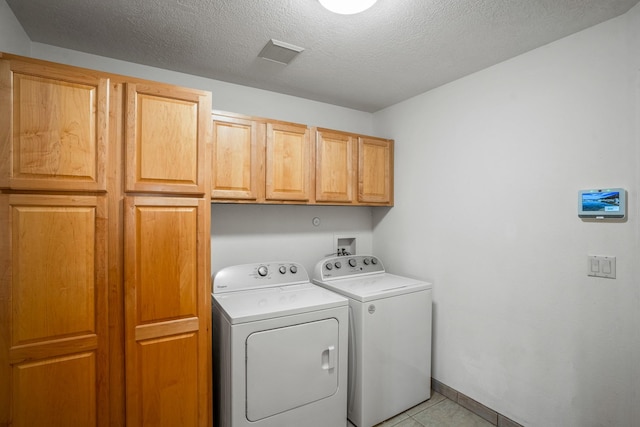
{"left": 578, "top": 188, "right": 626, "bottom": 219}
{"left": 334, "top": 235, "right": 356, "bottom": 256}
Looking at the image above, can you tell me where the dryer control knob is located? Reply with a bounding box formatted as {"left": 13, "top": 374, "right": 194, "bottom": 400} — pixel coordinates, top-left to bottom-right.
{"left": 279, "top": 266, "right": 287, "bottom": 274}
{"left": 335, "top": 261, "right": 341, "bottom": 269}
{"left": 290, "top": 265, "right": 298, "bottom": 274}
{"left": 325, "top": 263, "right": 333, "bottom": 270}
{"left": 371, "top": 258, "right": 378, "bottom": 265}
{"left": 257, "top": 266, "right": 268, "bottom": 277}
{"left": 349, "top": 258, "right": 357, "bottom": 267}
{"left": 363, "top": 258, "right": 370, "bottom": 265}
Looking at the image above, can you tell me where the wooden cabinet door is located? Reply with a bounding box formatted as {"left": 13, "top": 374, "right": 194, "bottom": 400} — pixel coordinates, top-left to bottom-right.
{"left": 265, "top": 122, "right": 312, "bottom": 201}
{"left": 211, "top": 114, "right": 264, "bottom": 201}
{"left": 358, "top": 137, "right": 394, "bottom": 205}
{"left": 124, "top": 196, "right": 210, "bottom": 427}
{"left": 315, "top": 128, "right": 356, "bottom": 203}
{"left": 0, "top": 59, "right": 108, "bottom": 191}
{"left": 125, "top": 83, "right": 211, "bottom": 195}
{"left": 0, "top": 194, "right": 109, "bottom": 427}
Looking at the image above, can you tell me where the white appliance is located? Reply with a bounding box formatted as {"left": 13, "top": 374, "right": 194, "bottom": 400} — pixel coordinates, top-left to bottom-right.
{"left": 211, "top": 261, "right": 349, "bottom": 427}
{"left": 312, "top": 255, "right": 433, "bottom": 427}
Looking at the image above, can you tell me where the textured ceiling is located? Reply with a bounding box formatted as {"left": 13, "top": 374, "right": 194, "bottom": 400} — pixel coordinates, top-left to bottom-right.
{"left": 7, "top": 0, "right": 640, "bottom": 112}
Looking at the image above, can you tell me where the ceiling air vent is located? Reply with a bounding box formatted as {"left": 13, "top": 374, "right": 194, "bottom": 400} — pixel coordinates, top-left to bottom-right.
{"left": 258, "top": 39, "right": 304, "bottom": 65}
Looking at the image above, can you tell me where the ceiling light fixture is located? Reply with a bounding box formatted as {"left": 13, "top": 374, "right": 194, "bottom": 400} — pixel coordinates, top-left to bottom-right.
{"left": 319, "top": 0, "right": 377, "bottom": 15}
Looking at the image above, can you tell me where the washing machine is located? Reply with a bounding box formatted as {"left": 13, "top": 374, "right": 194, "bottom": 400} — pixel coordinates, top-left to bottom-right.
{"left": 312, "top": 255, "right": 433, "bottom": 427}
{"left": 211, "top": 261, "right": 349, "bottom": 427}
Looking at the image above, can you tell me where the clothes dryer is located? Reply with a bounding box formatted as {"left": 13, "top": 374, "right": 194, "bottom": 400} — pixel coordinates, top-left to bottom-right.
{"left": 312, "top": 255, "right": 433, "bottom": 427}
{"left": 212, "top": 261, "right": 349, "bottom": 427}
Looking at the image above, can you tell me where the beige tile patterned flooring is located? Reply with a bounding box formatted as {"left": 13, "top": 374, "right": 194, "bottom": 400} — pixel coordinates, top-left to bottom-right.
{"left": 347, "top": 391, "right": 495, "bottom": 427}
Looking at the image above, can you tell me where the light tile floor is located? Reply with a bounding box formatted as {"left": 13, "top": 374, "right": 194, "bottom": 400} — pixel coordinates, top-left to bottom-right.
{"left": 347, "top": 391, "right": 494, "bottom": 427}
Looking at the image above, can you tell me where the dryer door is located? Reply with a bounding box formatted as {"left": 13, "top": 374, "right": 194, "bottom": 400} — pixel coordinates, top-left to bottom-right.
{"left": 246, "top": 318, "right": 339, "bottom": 421}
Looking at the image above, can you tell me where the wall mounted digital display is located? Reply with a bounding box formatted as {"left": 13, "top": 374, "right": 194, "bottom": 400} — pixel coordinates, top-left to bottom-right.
{"left": 578, "top": 188, "right": 626, "bottom": 219}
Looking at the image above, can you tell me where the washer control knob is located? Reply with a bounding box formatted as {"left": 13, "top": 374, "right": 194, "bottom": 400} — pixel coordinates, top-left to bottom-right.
{"left": 335, "top": 261, "right": 341, "bottom": 269}
{"left": 371, "top": 258, "right": 378, "bottom": 265}
{"left": 257, "top": 266, "right": 268, "bottom": 277}
{"left": 325, "top": 263, "right": 333, "bottom": 271}
{"left": 349, "top": 258, "right": 357, "bottom": 267}
{"left": 279, "top": 266, "right": 287, "bottom": 274}
{"left": 363, "top": 258, "right": 370, "bottom": 265}
{"left": 290, "top": 265, "right": 298, "bottom": 274}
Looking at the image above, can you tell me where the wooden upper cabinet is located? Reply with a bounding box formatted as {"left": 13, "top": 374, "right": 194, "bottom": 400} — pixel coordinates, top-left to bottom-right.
{"left": 316, "top": 130, "right": 394, "bottom": 206}
{"left": 125, "top": 82, "right": 211, "bottom": 195}
{"left": 212, "top": 113, "right": 313, "bottom": 204}
{"left": 266, "top": 121, "right": 312, "bottom": 202}
{"left": 0, "top": 58, "right": 108, "bottom": 191}
{"left": 315, "top": 128, "right": 356, "bottom": 203}
{"left": 210, "top": 114, "right": 394, "bottom": 206}
{"left": 358, "top": 136, "right": 394, "bottom": 205}
{"left": 211, "top": 114, "right": 264, "bottom": 201}
{"left": 0, "top": 193, "right": 109, "bottom": 427}
{"left": 124, "top": 196, "right": 210, "bottom": 427}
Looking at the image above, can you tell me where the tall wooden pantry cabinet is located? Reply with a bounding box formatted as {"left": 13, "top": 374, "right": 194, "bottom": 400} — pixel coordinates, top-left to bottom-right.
{"left": 0, "top": 54, "right": 212, "bottom": 427}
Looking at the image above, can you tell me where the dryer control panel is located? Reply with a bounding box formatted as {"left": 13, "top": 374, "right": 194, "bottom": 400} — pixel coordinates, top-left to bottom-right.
{"left": 314, "top": 255, "right": 385, "bottom": 280}
{"left": 213, "top": 261, "right": 309, "bottom": 293}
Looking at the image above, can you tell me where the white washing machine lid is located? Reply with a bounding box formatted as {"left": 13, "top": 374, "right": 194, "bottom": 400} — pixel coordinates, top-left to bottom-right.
{"left": 212, "top": 283, "right": 348, "bottom": 324}
{"left": 312, "top": 273, "right": 432, "bottom": 302}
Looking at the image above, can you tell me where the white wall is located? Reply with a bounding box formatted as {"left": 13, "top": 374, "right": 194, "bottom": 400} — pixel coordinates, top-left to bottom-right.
{"left": 372, "top": 4, "right": 640, "bottom": 426}
{"left": 210, "top": 204, "right": 373, "bottom": 275}
{"left": 0, "top": 0, "right": 30, "bottom": 55}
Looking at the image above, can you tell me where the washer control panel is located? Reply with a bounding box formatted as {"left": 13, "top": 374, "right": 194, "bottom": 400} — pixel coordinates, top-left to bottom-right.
{"left": 213, "top": 261, "right": 309, "bottom": 293}
{"left": 315, "top": 255, "right": 385, "bottom": 280}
